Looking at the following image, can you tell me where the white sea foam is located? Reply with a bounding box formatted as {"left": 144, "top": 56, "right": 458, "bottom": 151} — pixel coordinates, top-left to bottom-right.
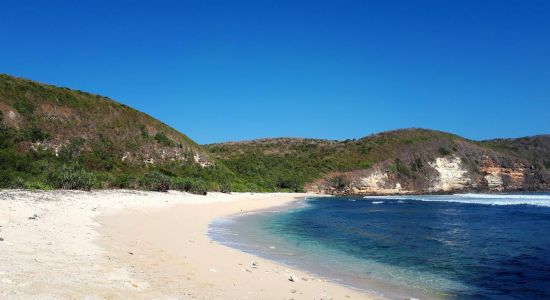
{"left": 363, "top": 193, "right": 550, "bottom": 207}
{"left": 372, "top": 201, "right": 384, "bottom": 204}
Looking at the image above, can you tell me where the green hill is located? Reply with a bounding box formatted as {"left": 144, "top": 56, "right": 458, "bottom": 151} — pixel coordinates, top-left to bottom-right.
{"left": 0, "top": 74, "right": 241, "bottom": 192}
{"left": 207, "top": 129, "right": 550, "bottom": 194}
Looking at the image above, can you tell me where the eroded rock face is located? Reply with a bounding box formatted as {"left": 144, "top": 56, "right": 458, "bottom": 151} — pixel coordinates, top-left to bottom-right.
{"left": 479, "top": 158, "right": 526, "bottom": 191}
{"left": 351, "top": 169, "right": 412, "bottom": 194}
{"left": 0, "top": 103, "right": 22, "bottom": 129}
{"left": 428, "top": 156, "right": 472, "bottom": 192}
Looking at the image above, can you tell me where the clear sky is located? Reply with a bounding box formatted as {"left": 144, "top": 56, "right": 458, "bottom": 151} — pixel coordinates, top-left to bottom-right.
{"left": 1, "top": 0, "right": 549, "bottom": 144}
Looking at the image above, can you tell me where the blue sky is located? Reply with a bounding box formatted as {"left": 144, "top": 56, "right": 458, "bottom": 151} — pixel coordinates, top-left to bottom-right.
{"left": 1, "top": 0, "right": 549, "bottom": 144}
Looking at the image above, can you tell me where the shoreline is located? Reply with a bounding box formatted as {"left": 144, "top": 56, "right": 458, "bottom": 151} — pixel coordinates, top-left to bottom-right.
{"left": 97, "top": 192, "right": 380, "bottom": 299}
{"left": 0, "top": 190, "right": 378, "bottom": 299}
{"left": 208, "top": 195, "right": 442, "bottom": 300}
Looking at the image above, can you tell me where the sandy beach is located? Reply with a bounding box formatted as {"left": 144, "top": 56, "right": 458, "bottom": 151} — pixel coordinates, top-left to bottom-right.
{"left": 0, "top": 190, "right": 377, "bottom": 299}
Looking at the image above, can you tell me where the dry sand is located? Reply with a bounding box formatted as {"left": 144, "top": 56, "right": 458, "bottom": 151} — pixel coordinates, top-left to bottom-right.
{"left": 0, "top": 190, "right": 380, "bottom": 299}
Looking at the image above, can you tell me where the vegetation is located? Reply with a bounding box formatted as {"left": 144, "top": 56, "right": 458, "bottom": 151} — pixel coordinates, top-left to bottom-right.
{"left": 141, "top": 171, "right": 172, "bottom": 192}
{"left": 0, "top": 74, "right": 244, "bottom": 193}
{"left": 49, "top": 164, "right": 96, "bottom": 191}
{"left": 0, "top": 74, "right": 548, "bottom": 193}
{"left": 481, "top": 135, "right": 550, "bottom": 170}
{"left": 206, "top": 130, "right": 469, "bottom": 191}
{"left": 154, "top": 131, "right": 175, "bottom": 147}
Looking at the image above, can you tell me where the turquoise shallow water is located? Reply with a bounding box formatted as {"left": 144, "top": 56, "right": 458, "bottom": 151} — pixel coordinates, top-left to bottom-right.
{"left": 209, "top": 193, "right": 550, "bottom": 299}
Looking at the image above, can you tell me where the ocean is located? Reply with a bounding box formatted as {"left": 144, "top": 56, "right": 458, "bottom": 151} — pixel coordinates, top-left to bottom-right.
{"left": 209, "top": 193, "right": 550, "bottom": 299}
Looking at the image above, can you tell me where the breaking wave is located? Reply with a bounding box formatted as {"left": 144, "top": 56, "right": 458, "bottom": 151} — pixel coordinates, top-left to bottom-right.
{"left": 363, "top": 193, "right": 550, "bottom": 207}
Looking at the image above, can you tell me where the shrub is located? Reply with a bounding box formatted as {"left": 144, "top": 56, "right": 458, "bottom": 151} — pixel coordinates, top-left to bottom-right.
{"left": 188, "top": 178, "right": 208, "bottom": 195}
{"left": 171, "top": 177, "right": 208, "bottom": 195}
{"left": 23, "top": 180, "right": 52, "bottom": 190}
{"left": 9, "top": 177, "right": 26, "bottom": 188}
{"left": 410, "top": 157, "right": 424, "bottom": 172}
{"left": 141, "top": 171, "right": 172, "bottom": 192}
{"left": 395, "top": 158, "right": 412, "bottom": 178}
{"left": 329, "top": 175, "right": 349, "bottom": 189}
{"left": 112, "top": 173, "right": 140, "bottom": 189}
{"left": 218, "top": 181, "right": 232, "bottom": 193}
{"left": 22, "top": 126, "right": 50, "bottom": 142}
{"left": 0, "top": 124, "right": 16, "bottom": 148}
{"left": 49, "top": 164, "right": 96, "bottom": 191}
{"left": 13, "top": 100, "right": 35, "bottom": 117}
{"left": 276, "top": 176, "right": 301, "bottom": 192}
{"left": 154, "top": 132, "right": 174, "bottom": 147}
{"left": 171, "top": 177, "right": 191, "bottom": 191}
{"left": 59, "top": 138, "right": 85, "bottom": 161}
{"left": 140, "top": 124, "right": 149, "bottom": 138}
{"left": 438, "top": 147, "right": 451, "bottom": 156}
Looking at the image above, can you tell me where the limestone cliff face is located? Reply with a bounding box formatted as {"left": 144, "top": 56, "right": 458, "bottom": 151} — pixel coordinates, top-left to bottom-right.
{"left": 428, "top": 156, "right": 472, "bottom": 192}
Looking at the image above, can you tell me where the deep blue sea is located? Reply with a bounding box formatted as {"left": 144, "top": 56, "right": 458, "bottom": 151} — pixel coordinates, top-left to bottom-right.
{"left": 209, "top": 193, "right": 550, "bottom": 299}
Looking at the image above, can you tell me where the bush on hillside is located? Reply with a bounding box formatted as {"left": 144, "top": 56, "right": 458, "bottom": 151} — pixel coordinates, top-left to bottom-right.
{"left": 141, "top": 171, "right": 172, "bottom": 192}
{"left": 22, "top": 126, "right": 50, "bottom": 142}
{"left": 329, "top": 175, "right": 349, "bottom": 189}
{"left": 23, "top": 180, "right": 52, "bottom": 190}
{"left": 49, "top": 164, "right": 96, "bottom": 191}
{"left": 438, "top": 147, "right": 451, "bottom": 156}
{"left": 218, "top": 180, "right": 232, "bottom": 193}
{"left": 59, "top": 138, "right": 85, "bottom": 161}
{"left": 154, "top": 132, "right": 175, "bottom": 147}
{"left": 171, "top": 177, "right": 208, "bottom": 195}
{"left": 13, "top": 100, "right": 35, "bottom": 117}
{"left": 111, "top": 173, "right": 141, "bottom": 189}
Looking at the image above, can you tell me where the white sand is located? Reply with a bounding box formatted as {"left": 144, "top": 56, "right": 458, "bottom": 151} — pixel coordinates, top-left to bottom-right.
{"left": 0, "top": 190, "right": 379, "bottom": 299}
